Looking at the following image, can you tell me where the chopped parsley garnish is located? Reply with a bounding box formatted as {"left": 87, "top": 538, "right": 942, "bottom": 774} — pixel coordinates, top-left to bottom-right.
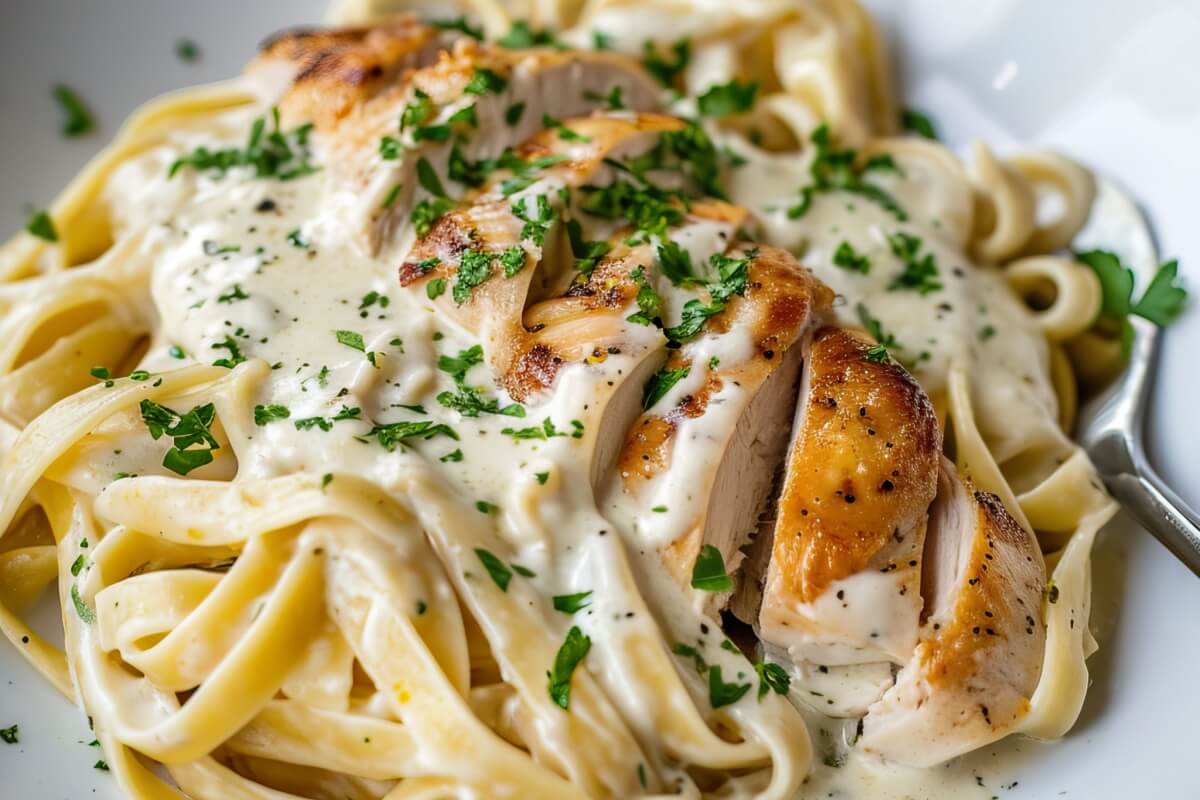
{"left": 887, "top": 232, "right": 942, "bottom": 294}
{"left": 1076, "top": 250, "right": 1188, "bottom": 332}
{"left": 175, "top": 38, "right": 201, "bottom": 62}
{"left": 294, "top": 416, "right": 333, "bottom": 432}
{"left": 496, "top": 152, "right": 568, "bottom": 196}
{"left": 856, "top": 303, "right": 901, "bottom": 364}
{"left": 553, "top": 591, "right": 593, "bottom": 614}
{"left": 440, "top": 448, "right": 463, "bottom": 462}
{"left": 71, "top": 584, "right": 95, "bottom": 624}
{"left": 864, "top": 344, "right": 890, "bottom": 364}
{"left": 448, "top": 104, "right": 477, "bottom": 128}
{"left": 436, "top": 345, "right": 525, "bottom": 418}
{"left": 642, "top": 366, "right": 689, "bottom": 410}
{"left": 657, "top": 240, "right": 697, "bottom": 285}
{"left": 70, "top": 555, "right": 85, "bottom": 577}
{"left": 580, "top": 179, "right": 683, "bottom": 241}
{"left": 564, "top": 220, "right": 609, "bottom": 277}
{"left": 499, "top": 20, "right": 563, "bottom": 49}
{"left": 535, "top": 471, "right": 550, "bottom": 485}
{"left": 129, "top": 370, "right": 152, "bottom": 382}
{"left": 139, "top": 399, "right": 220, "bottom": 475}
{"left": 593, "top": 31, "right": 613, "bottom": 51}
{"left": 542, "top": 113, "right": 592, "bottom": 143}
{"left": 673, "top": 642, "right": 709, "bottom": 674}
{"left": 548, "top": 626, "right": 591, "bottom": 710}
{"left": 664, "top": 251, "right": 755, "bottom": 342}
{"left": 379, "top": 135, "right": 403, "bottom": 160}
{"left": 211, "top": 335, "right": 245, "bottom": 368}
{"left": 25, "top": 210, "right": 57, "bottom": 242}
{"left": 382, "top": 184, "right": 403, "bottom": 208}
{"left": 708, "top": 665, "right": 752, "bottom": 709}
{"left": 690, "top": 544, "right": 733, "bottom": 592}
{"left": 566, "top": 219, "right": 610, "bottom": 276}
{"left": 336, "top": 329, "right": 366, "bottom": 351}
{"left": 626, "top": 266, "right": 663, "bottom": 326}
{"left": 642, "top": 38, "right": 691, "bottom": 87}
{"left": 505, "top": 102, "right": 526, "bottom": 126}
{"left": 697, "top": 80, "right": 758, "bottom": 117}
{"left": 431, "top": 16, "right": 483, "bottom": 40}
{"left": 464, "top": 68, "right": 508, "bottom": 96}
{"left": 169, "top": 107, "right": 317, "bottom": 182}
{"left": 788, "top": 124, "right": 905, "bottom": 221}
{"left": 359, "top": 291, "right": 390, "bottom": 312}
{"left": 168, "top": 345, "right": 185, "bottom": 359}
{"left": 53, "top": 84, "right": 95, "bottom": 137}
{"left": 512, "top": 564, "right": 536, "bottom": 578}
{"left": 832, "top": 241, "right": 871, "bottom": 274}
{"left": 287, "top": 228, "right": 309, "bottom": 248}
{"left": 411, "top": 157, "right": 456, "bottom": 235}
{"left": 413, "top": 123, "right": 451, "bottom": 143}
{"left": 94, "top": 760, "right": 109, "bottom": 772}
{"left": 417, "top": 158, "right": 449, "bottom": 200}
{"left": 426, "top": 277, "right": 447, "bottom": 299}
{"left": 513, "top": 194, "right": 557, "bottom": 246}
{"left": 448, "top": 143, "right": 491, "bottom": 187}
{"left": 755, "top": 661, "right": 791, "bottom": 700}
{"left": 475, "top": 548, "right": 511, "bottom": 589}
{"left": 412, "top": 198, "right": 455, "bottom": 237}
{"left": 501, "top": 417, "right": 583, "bottom": 441}
{"left": 89, "top": 366, "right": 112, "bottom": 385}
{"left": 217, "top": 284, "right": 249, "bottom": 304}
{"left": 500, "top": 246, "right": 526, "bottom": 277}
{"left": 978, "top": 325, "right": 997, "bottom": 341}
{"left": 253, "top": 404, "right": 291, "bottom": 425}
{"left": 202, "top": 240, "right": 240, "bottom": 256}
{"left": 901, "top": 108, "right": 939, "bottom": 140}
{"left": 400, "top": 89, "right": 432, "bottom": 132}
{"left": 453, "top": 249, "right": 495, "bottom": 303}
{"left": 0, "top": 725, "right": 17, "bottom": 744}
{"left": 584, "top": 85, "right": 625, "bottom": 110}
{"left": 368, "top": 420, "right": 459, "bottom": 451}
{"left": 603, "top": 121, "right": 727, "bottom": 201}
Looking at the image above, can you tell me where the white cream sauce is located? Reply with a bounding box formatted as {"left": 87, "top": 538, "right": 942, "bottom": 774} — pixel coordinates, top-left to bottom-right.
{"left": 85, "top": 75, "right": 1080, "bottom": 796}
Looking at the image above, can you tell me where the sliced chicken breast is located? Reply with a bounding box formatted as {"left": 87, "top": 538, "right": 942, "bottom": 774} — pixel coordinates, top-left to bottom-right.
{"left": 757, "top": 327, "right": 941, "bottom": 667}
{"left": 313, "top": 40, "right": 662, "bottom": 254}
{"left": 253, "top": 17, "right": 443, "bottom": 129}
{"left": 398, "top": 114, "right": 726, "bottom": 405}
{"left": 858, "top": 459, "right": 1046, "bottom": 767}
{"left": 606, "top": 246, "right": 832, "bottom": 607}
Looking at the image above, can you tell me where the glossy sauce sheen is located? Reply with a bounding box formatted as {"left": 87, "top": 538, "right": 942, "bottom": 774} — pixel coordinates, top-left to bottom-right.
{"left": 94, "top": 79, "right": 1071, "bottom": 796}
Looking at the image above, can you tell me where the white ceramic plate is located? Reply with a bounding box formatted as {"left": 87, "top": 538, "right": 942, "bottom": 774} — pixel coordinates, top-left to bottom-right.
{"left": 1, "top": 1, "right": 1197, "bottom": 797}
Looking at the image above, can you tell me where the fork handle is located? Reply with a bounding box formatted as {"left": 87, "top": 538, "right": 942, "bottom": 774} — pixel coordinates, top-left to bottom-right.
{"left": 1106, "top": 466, "right": 1200, "bottom": 576}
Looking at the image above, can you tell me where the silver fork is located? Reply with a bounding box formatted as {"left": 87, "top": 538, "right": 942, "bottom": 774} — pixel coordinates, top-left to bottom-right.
{"left": 1074, "top": 179, "right": 1200, "bottom": 574}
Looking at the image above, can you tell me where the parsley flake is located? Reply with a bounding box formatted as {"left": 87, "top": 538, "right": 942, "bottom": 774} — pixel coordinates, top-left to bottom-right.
{"left": 690, "top": 545, "right": 733, "bottom": 592}
{"left": 697, "top": 80, "right": 758, "bottom": 117}
{"left": 553, "top": 591, "right": 592, "bottom": 614}
{"left": 548, "top": 626, "right": 591, "bottom": 709}
{"left": 642, "top": 366, "right": 689, "bottom": 410}
{"left": 25, "top": 210, "right": 57, "bottom": 242}
{"left": 53, "top": 84, "right": 95, "bottom": 137}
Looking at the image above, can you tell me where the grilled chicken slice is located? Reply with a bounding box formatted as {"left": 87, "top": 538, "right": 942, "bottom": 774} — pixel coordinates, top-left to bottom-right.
{"left": 310, "top": 39, "right": 661, "bottom": 253}
{"left": 253, "top": 17, "right": 444, "bottom": 129}
{"left": 756, "top": 328, "right": 941, "bottom": 667}
{"left": 858, "top": 459, "right": 1046, "bottom": 766}
{"left": 604, "top": 246, "right": 831, "bottom": 607}
{"left": 399, "top": 114, "right": 721, "bottom": 402}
